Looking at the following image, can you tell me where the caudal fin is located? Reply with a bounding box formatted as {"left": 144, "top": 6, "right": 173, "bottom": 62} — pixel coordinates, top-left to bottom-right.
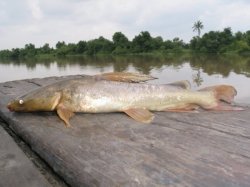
{"left": 199, "top": 85, "right": 244, "bottom": 111}
{"left": 199, "top": 85, "right": 237, "bottom": 104}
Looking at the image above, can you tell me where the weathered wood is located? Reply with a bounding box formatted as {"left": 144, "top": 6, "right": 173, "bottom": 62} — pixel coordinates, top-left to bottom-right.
{"left": 0, "top": 76, "right": 250, "bottom": 187}
{"left": 0, "top": 123, "right": 52, "bottom": 187}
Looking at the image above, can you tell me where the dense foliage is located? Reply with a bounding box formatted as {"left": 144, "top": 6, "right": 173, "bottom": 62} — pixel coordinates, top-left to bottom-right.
{"left": 190, "top": 28, "right": 250, "bottom": 54}
{"left": 1, "top": 28, "right": 250, "bottom": 59}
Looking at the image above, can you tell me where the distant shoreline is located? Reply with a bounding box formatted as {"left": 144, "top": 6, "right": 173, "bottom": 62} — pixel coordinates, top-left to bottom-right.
{"left": 1, "top": 29, "right": 250, "bottom": 59}
{"left": 0, "top": 50, "right": 250, "bottom": 61}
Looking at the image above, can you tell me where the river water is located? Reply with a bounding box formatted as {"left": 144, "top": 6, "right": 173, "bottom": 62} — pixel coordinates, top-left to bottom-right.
{"left": 0, "top": 55, "right": 249, "bottom": 104}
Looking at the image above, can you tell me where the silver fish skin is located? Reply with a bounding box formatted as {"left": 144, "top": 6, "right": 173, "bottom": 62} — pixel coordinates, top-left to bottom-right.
{"left": 7, "top": 73, "right": 242, "bottom": 126}
{"left": 60, "top": 79, "right": 217, "bottom": 113}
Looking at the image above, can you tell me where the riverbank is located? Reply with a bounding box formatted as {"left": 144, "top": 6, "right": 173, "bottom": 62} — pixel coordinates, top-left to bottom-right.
{"left": 1, "top": 50, "right": 250, "bottom": 62}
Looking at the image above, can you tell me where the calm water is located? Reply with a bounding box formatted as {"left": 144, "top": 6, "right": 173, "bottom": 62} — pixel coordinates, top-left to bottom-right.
{"left": 0, "top": 55, "right": 249, "bottom": 104}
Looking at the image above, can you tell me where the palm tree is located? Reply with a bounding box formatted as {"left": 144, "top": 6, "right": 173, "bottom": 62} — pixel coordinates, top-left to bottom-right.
{"left": 192, "top": 20, "right": 204, "bottom": 37}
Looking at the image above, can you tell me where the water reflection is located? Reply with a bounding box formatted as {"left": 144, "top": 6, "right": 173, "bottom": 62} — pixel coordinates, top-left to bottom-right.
{"left": 0, "top": 55, "right": 249, "bottom": 103}
{"left": 189, "top": 55, "right": 250, "bottom": 77}
{"left": 1, "top": 55, "right": 249, "bottom": 77}
{"left": 192, "top": 69, "right": 204, "bottom": 87}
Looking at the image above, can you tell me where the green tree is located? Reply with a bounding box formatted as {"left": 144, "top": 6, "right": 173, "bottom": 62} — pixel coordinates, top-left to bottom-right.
{"left": 56, "top": 41, "right": 66, "bottom": 49}
{"left": 0, "top": 49, "right": 11, "bottom": 58}
{"left": 132, "top": 31, "right": 153, "bottom": 53}
{"left": 235, "top": 31, "right": 243, "bottom": 41}
{"left": 41, "top": 43, "right": 52, "bottom": 54}
{"left": 190, "top": 36, "right": 201, "bottom": 51}
{"left": 112, "top": 32, "right": 130, "bottom": 54}
{"left": 22, "top": 43, "right": 37, "bottom": 57}
{"left": 172, "top": 37, "right": 185, "bottom": 48}
{"left": 112, "top": 32, "right": 130, "bottom": 47}
{"left": 220, "top": 28, "right": 233, "bottom": 45}
{"left": 86, "top": 36, "right": 114, "bottom": 55}
{"left": 151, "top": 36, "right": 164, "bottom": 50}
{"left": 76, "top": 41, "right": 87, "bottom": 54}
{"left": 245, "top": 31, "right": 250, "bottom": 46}
{"left": 25, "top": 43, "right": 35, "bottom": 50}
{"left": 218, "top": 27, "right": 234, "bottom": 53}
{"left": 11, "top": 48, "right": 20, "bottom": 58}
{"left": 56, "top": 43, "right": 78, "bottom": 56}
{"left": 192, "top": 20, "right": 204, "bottom": 37}
{"left": 200, "top": 31, "right": 220, "bottom": 53}
{"left": 163, "top": 40, "right": 174, "bottom": 50}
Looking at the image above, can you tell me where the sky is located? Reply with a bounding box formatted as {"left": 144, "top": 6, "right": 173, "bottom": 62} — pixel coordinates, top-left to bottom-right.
{"left": 1, "top": 0, "right": 250, "bottom": 50}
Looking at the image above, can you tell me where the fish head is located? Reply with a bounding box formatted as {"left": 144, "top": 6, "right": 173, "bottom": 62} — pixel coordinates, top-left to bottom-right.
{"left": 7, "top": 89, "right": 62, "bottom": 112}
{"left": 7, "top": 98, "right": 36, "bottom": 112}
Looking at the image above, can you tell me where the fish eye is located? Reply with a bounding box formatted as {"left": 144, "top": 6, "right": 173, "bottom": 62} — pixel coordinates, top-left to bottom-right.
{"left": 19, "top": 99, "right": 24, "bottom": 105}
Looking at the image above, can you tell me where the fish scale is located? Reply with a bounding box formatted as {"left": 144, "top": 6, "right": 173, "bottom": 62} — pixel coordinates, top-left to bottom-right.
{"left": 66, "top": 80, "right": 216, "bottom": 112}
{"left": 7, "top": 72, "right": 243, "bottom": 127}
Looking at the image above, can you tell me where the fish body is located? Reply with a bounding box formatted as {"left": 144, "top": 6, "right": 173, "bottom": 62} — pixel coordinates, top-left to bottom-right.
{"left": 63, "top": 79, "right": 217, "bottom": 113}
{"left": 7, "top": 72, "right": 242, "bottom": 127}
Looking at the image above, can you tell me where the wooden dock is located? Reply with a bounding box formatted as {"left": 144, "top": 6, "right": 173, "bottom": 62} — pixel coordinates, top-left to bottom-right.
{"left": 0, "top": 75, "right": 250, "bottom": 187}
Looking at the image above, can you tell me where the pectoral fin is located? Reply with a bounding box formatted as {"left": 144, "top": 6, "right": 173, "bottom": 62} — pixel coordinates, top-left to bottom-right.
{"left": 123, "top": 108, "right": 154, "bottom": 123}
{"left": 56, "top": 104, "right": 75, "bottom": 127}
{"left": 95, "top": 72, "right": 157, "bottom": 83}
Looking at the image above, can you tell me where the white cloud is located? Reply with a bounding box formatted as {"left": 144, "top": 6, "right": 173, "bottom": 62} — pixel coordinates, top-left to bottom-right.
{"left": 26, "top": 0, "right": 43, "bottom": 20}
{"left": 200, "top": 1, "right": 250, "bottom": 32}
{"left": 27, "top": 0, "right": 43, "bottom": 19}
{"left": 1, "top": 0, "right": 250, "bottom": 49}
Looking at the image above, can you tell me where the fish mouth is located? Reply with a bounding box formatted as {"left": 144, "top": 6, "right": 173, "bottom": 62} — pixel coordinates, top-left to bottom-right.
{"left": 7, "top": 103, "right": 14, "bottom": 111}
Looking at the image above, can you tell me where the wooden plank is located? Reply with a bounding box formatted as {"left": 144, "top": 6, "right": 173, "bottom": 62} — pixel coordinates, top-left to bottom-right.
{"left": 0, "top": 123, "right": 52, "bottom": 187}
{"left": 0, "top": 75, "right": 250, "bottom": 187}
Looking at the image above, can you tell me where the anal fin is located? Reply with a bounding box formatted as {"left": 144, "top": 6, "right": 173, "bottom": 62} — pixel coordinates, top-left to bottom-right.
{"left": 123, "top": 108, "right": 154, "bottom": 123}
{"left": 164, "top": 109, "right": 199, "bottom": 113}
{"left": 56, "top": 104, "right": 75, "bottom": 127}
{"left": 208, "top": 102, "right": 244, "bottom": 111}
{"left": 164, "top": 104, "right": 199, "bottom": 113}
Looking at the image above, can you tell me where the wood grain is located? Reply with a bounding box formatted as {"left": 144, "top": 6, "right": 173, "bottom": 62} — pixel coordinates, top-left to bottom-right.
{"left": 0, "top": 75, "right": 249, "bottom": 187}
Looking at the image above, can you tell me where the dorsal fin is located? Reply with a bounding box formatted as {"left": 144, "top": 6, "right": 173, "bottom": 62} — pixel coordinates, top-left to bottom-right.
{"left": 167, "top": 80, "right": 191, "bottom": 90}
{"left": 94, "top": 72, "right": 157, "bottom": 83}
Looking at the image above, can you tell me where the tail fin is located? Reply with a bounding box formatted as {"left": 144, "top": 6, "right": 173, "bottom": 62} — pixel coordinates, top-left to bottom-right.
{"left": 199, "top": 85, "right": 237, "bottom": 104}
{"left": 199, "top": 85, "right": 244, "bottom": 111}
